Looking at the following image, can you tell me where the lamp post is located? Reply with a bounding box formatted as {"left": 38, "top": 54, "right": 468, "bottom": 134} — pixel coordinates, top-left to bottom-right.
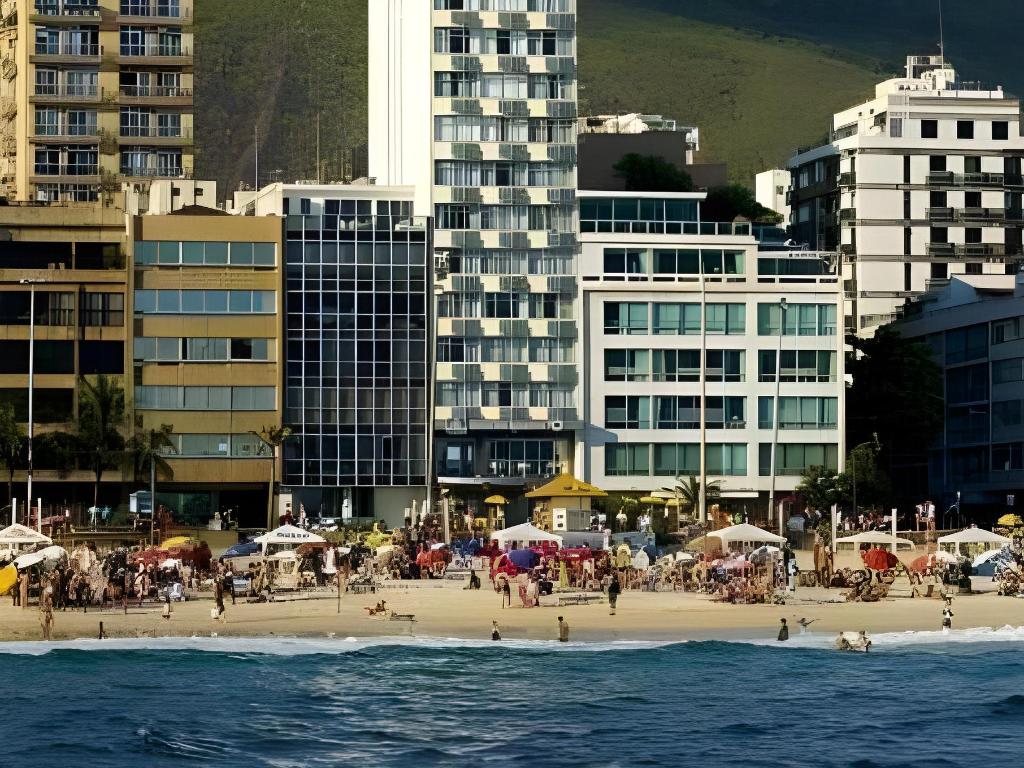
{"left": 768, "top": 298, "right": 787, "bottom": 532}
{"left": 19, "top": 278, "right": 46, "bottom": 526}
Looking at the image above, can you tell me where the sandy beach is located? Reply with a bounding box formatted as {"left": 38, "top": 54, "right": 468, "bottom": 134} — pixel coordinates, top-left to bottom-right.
{"left": 3, "top": 583, "right": 1023, "bottom": 645}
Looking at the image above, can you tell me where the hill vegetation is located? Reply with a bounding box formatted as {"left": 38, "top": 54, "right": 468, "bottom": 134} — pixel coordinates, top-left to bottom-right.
{"left": 193, "top": 0, "right": 1019, "bottom": 192}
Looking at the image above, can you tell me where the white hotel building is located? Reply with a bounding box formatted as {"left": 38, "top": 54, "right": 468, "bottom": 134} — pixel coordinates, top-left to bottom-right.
{"left": 578, "top": 191, "right": 845, "bottom": 519}
{"left": 788, "top": 56, "right": 1024, "bottom": 338}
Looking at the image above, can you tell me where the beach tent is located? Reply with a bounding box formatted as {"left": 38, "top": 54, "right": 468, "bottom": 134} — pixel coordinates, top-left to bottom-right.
{"left": 254, "top": 524, "right": 326, "bottom": 547}
{"left": 632, "top": 549, "right": 650, "bottom": 570}
{"left": 937, "top": 528, "right": 1011, "bottom": 556}
{"left": 0, "top": 524, "right": 52, "bottom": 553}
{"left": 834, "top": 531, "right": 916, "bottom": 552}
{"left": 221, "top": 542, "right": 261, "bottom": 560}
{"left": 972, "top": 547, "right": 1017, "bottom": 577}
{"left": 14, "top": 546, "right": 66, "bottom": 570}
{"left": 490, "top": 523, "right": 562, "bottom": 550}
{"left": 709, "top": 523, "right": 786, "bottom": 552}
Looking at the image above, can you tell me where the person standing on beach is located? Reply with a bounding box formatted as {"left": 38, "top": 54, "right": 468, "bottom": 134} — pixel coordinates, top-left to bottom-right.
{"left": 491, "top": 620, "right": 501, "bottom": 641}
{"left": 557, "top": 616, "right": 570, "bottom": 643}
{"left": 607, "top": 572, "right": 621, "bottom": 616}
{"left": 19, "top": 570, "right": 29, "bottom": 609}
{"left": 214, "top": 569, "right": 226, "bottom": 622}
{"left": 777, "top": 618, "right": 790, "bottom": 641}
{"left": 942, "top": 599, "right": 954, "bottom": 631}
{"left": 39, "top": 583, "right": 54, "bottom": 641}
{"left": 501, "top": 578, "right": 511, "bottom": 608}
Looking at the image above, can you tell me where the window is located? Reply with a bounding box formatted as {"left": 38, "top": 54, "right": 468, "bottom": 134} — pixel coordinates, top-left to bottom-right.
{"left": 604, "top": 302, "right": 647, "bottom": 335}
{"left": 484, "top": 292, "right": 521, "bottom": 319}
{"left": 80, "top": 292, "right": 124, "bottom": 326}
{"left": 992, "top": 443, "right": 1024, "bottom": 472}
{"left": 705, "top": 350, "right": 744, "bottom": 382}
{"left": 652, "top": 444, "right": 700, "bottom": 476}
{"left": 921, "top": 119, "right": 938, "bottom": 139}
{"left": 759, "top": 350, "right": 837, "bottom": 383}
{"left": 705, "top": 396, "right": 746, "bottom": 429}
{"left": 992, "top": 121, "right": 1009, "bottom": 141}
{"left": 652, "top": 349, "right": 700, "bottom": 382}
{"left": 605, "top": 444, "right": 650, "bottom": 477}
{"left": 134, "top": 290, "right": 276, "bottom": 314}
{"left": 760, "top": 444, "right": 839, "bottom": 476}
{"left": 929, "top": 155, "right": 946, "bottom": 172}
{"left": 965, "top": 263, "right": 982, "bottom": 275}
{"left": 652, "top": 303, "right": 700, "bottom": 335}
{"left": 965, "top": 228, "right": 982, "bottom": 244}
{"left": 653, "top": 396, "right": 700, "bottom": 430}
{"left": 605, "top": 396, "right": 650, "bottom": 429}
{"left": 602, "top": 249, "right": 647, "bottom": 280}
{"left": 957, "top": 120, "right": 974, "bottom": 140}
{"left": 761, "top": 397, "right": 839, "bottom": 429}
{"left": 757, "top": 303, "right": 836, "bottom": 336}
{"left": 945, "top": 324, "right": 988, "bottom": 364}
{"left": 135, "top": 240, "right": 275, "bottom": 267}
{"left": 705, "top": 303, "right": 745, "bottom": 334}
{"left": 993, "top": 317, "right": 1024, "bottom": 345}
{"left": 604, "top": 349, "right": 649, "bottom": 381}
{"left": 993, "top": 358, "right": 1024, "bottom": 385}
{"left": 706, "top": 444, "right": 747, "bottom": 476}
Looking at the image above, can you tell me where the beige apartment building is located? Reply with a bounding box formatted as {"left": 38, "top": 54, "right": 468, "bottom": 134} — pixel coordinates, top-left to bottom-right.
{"left": 131, "top": 207, "right": 284, "bottom": 527}
{"left": 0, "top": 0, "right": 194, "bottom": 203}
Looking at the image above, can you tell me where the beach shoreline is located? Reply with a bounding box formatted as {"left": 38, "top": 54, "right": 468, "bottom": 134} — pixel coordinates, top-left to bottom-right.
{"left": 3, "top": 584, "right": 1023, "bottom": 646}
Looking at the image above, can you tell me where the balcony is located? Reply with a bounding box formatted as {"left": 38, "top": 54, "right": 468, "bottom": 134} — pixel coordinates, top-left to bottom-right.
{"left": 31, "top": 84, "right": 102, "bottom": 103}
{"left": 961, "top": 172, "right": 1004, "bottom": 187}
{"left": 32, "top": 164, "right": 99, "bottom": 179}
{"left": 119, "top": 45, "right": 191, "bottom": 64}
{"left": 118, "top": 86, "right": 193, "bottom": 105}
{"left": 956, "top": 243, "right": 1004, "bottom": 257}
{"left": 117, "top": 1, "right": 192, "bottom": 22}
{"left": 32, "top": 2, "right": 100, "bottom": 19}
{"left": 1006, "top": 174, "right": 1024, "bottom": 188}
{"left": 958, "top": 207, "right": 1005, "bottom": 222}
{"left": 118, "top": 126, "right": 193, "bottom": 145}
{"left": 32, "top": 125, "right": 98, "bottom": 142}
{"left": 926, "top": 171, "right": 954, "bottom": 185}
{"left": 120, "top": 165, "right": 190, "bottom": 179}
{"left": 926, "top": 242, "right": 954, "bottom": 257}
{"left": 32, "top": 43, "right": 101, "bottom": 61}
{"left": 838, "top": 172, "right": 856, "bottom": 187}
{"left": 926, "top": 207, "right": 954, "bottom": 222}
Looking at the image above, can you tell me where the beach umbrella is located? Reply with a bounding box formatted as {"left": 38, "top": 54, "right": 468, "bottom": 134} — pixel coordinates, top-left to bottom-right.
{"left": 0, "top": 564, "right": 17, "bottom": 596}
{"left": 161, "top": 536, "right": 199, "bottom": 549}
{"left": 862, "top": 548, "right": 898, "bottom": 571}
{"left": 909, "top": 551, "right": 956, "bottom": 572}
{"left": 997, "top": 514, "right": 1023, "bottom": 527}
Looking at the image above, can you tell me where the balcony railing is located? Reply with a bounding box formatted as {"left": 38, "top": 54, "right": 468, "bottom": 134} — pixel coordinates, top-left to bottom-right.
{"left": 34, "top": 124, "right": 98, "bottom": 138}
{"left": 119, "top": 45, "right": 190, "bottom": 58}
{"left": 33, "top": 84, "right": 100, "bottom": 100}
{"left": 119, "top": 126, "right": 192, "bottom": 139}
{"left": 34, "top": 43, "right": 101, "bottom": 57}
{"left": 119, "top": 2, "right": 191, "bottom": 19}
{"left": 34, "top": 2, "right": 100, "bottom": 17}
{"left": 34, "top": 164, "right": 99, "bottom": 176}
{"left": 119, "top": 86, "right": 193, "bottom": 99}
{"left": 926, "top": 242, "right": 955, "bottom": 256}
{"left": 120, "top": 166, "right": 190, "bottom": 178}
{"left": 926, "top": 207, "right": 954, "bottom": 222}
{"left": 958, "top": 207, "right": 1005, "bottom": 222}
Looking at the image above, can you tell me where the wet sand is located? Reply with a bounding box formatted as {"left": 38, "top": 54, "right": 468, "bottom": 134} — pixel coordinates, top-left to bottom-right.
{"left": 2, "top": 583, "right": 1022, "bottom": 644}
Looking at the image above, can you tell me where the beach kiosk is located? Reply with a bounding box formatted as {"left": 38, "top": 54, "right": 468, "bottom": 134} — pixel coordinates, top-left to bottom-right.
{"left": 525, "top": 474, "right": 607, "bottom": 533}
{"left": 490, "top": 523, "right": 562, "bottom": 552}
{"left": 0, "top": 524, "right": 52, "bottom": 560}
{"left": 708, "top": 523, "right": 787, "bottom": 554}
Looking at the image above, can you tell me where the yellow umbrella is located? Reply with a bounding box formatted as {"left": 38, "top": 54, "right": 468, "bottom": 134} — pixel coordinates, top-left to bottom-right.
{"left": 484, "top": 495, "right": 509, "bottom": 505}
{"left": 665, "top": 498, "right": 685, "bottom": 508}
{"left": 639, "top": 496, "right": 666, "bottom": 505}
{"left": 161, "top": 536, "right": 198, "bottom": 549}
{"left": 0, "top": 564, "right": 16, "bottom": 596}
{"left": 997, "top": 514, "right": 1023, "bottom": 527}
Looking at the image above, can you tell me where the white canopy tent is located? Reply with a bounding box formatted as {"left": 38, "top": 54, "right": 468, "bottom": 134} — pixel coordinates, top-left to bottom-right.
{"left": 938, "top": 528, "right": 1011, "bottom": 556}
{"left": 254, "top": 524, "right": 325, "bottom": 549}
{"left": 490, "top": 523, "right": 562, "bottom": 550}
{"left": 13, "top": 546, "right": 66, "bottom": 570}
{"left": 709, "top": 523, "right": 786, "bottom": 552}
{"left": 0, "top": 524, "right": 52, "bottom": 554}
{"left": 834, "top": 531, "right": 916, "bottom": 552}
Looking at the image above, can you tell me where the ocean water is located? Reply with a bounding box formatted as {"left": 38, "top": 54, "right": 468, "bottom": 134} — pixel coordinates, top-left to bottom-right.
{"left": 2, "top": 630, "right": 1024, "bottom": 767}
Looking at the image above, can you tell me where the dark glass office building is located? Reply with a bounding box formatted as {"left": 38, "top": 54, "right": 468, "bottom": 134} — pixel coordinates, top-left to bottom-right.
{"left": 255, "top": 185, "right": 429, "bottom": 524}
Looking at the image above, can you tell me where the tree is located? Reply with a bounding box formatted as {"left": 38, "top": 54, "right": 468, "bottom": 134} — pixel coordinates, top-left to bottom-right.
{"left": 703, "top": 184, "right": 784, "bottom": 224}
{"left": 613, "top": 153, "right": 693, "bottom": 192}
{"left": 35, "top": 432, "right": 77, "bottom": 480}
{"left": 795, "top": 465, "right": 845, "bottom": 513}
{"left": 846, "top": 327, "right": 943, "bottom": 505}
{"left": 0, "top": 403, "right": 25, "bottom": 506}
{"left": 252, "top": 425, "right": 292, "bottom": 528}
{"left": 660, "top": 475, "right": 722, "bottom": 524}
{"left": 77, "top": 375, "right": 127, "bottom": 510}
{"left": 130, "top": 423, "right": 175, "bottom": 485}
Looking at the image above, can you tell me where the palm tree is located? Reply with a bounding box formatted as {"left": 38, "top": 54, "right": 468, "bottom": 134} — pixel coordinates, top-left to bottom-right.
{"left": 0, "top": 403, "right": 25, "bottom": 508}
{"left": 251, "top": 425, "right": 292, "bottom": 528}
{"left": 661, "top": 475, "right": 722, "bottom": 525}
{"left": 77, "top": 375, "right": 126, "bottom": 510}
{"left": 130, "top": 423, "right": 175, "bottom": 545}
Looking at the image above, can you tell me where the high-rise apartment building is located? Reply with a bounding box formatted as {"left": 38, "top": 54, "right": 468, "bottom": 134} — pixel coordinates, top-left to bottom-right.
{"left": 236, "top": 183, "right": 430, "bottom": 527}
{"left": 0, "top": 0, "right": 194, "bottom": 203}
{"left": 368, "top": 0, "right": 579, "bottom": 521}
{"left": 578, "top": 190, "right": 845, "bottom": 522}
{"left": 788, "top": 56, "right": 1024, "bottom": 338}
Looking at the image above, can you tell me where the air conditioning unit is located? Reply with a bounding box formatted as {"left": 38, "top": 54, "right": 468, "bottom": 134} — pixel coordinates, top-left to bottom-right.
{"left": 548, "top": 420, "right": 564, "bottom": 432}
{"left": 434, "top": 254, "right": 448, "bottom": 272}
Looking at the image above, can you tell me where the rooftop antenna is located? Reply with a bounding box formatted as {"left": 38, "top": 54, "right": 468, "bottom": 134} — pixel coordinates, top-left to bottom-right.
{"left": 938, "top": 0, "right": 945, "bottom": 65}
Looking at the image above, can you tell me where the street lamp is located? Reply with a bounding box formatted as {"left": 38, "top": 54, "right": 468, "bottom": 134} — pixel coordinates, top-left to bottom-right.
{"left": 768, "top": 298, "right": 787, "bottom": 533}
{"left": 19, "top": 278, "right": 47, "bottom": 531}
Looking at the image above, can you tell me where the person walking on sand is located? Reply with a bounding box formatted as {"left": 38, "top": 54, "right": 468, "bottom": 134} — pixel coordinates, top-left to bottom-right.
{"left": 557, "top": 616, "right": 570, "bottom": 643}
{"left": 214, "top": 569, "right": 226, "bottom": 622}
{"left": 777, "top": 618, "right": 790, "bottom": 641}
{"left": 491, "top": 620, "right": 501, "bottom": 641}
{"left": 39, "top": 584, "right": 54, "bottom": 641}
{"left": 607, "top": 572, "right": 621, "bottom": 616}
{"left": 19, "top": 570, "right": 29, "bottom": 610}
{"left": 501, "top": 578, "right": 511, "bottom": 608}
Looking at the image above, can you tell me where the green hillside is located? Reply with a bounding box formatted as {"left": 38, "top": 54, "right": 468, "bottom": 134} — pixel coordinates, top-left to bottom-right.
{"left": 193, "top": 0, "right": 1017, "bottom": 192}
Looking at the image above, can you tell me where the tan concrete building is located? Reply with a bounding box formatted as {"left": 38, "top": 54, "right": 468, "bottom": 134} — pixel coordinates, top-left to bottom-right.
{"left": 0, "top": 196, "right": 130, "bottom": 516}
{"left": 131, "top": 206, "right": 284, "bottom": 528}
{"left": 0, "top": 0, "right": 194, "bottom": 203}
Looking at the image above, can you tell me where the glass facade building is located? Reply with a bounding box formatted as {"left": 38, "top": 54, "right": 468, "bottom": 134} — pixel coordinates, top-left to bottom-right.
{"left": 259, "top": 187, "right": 430, "bottom": 521}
